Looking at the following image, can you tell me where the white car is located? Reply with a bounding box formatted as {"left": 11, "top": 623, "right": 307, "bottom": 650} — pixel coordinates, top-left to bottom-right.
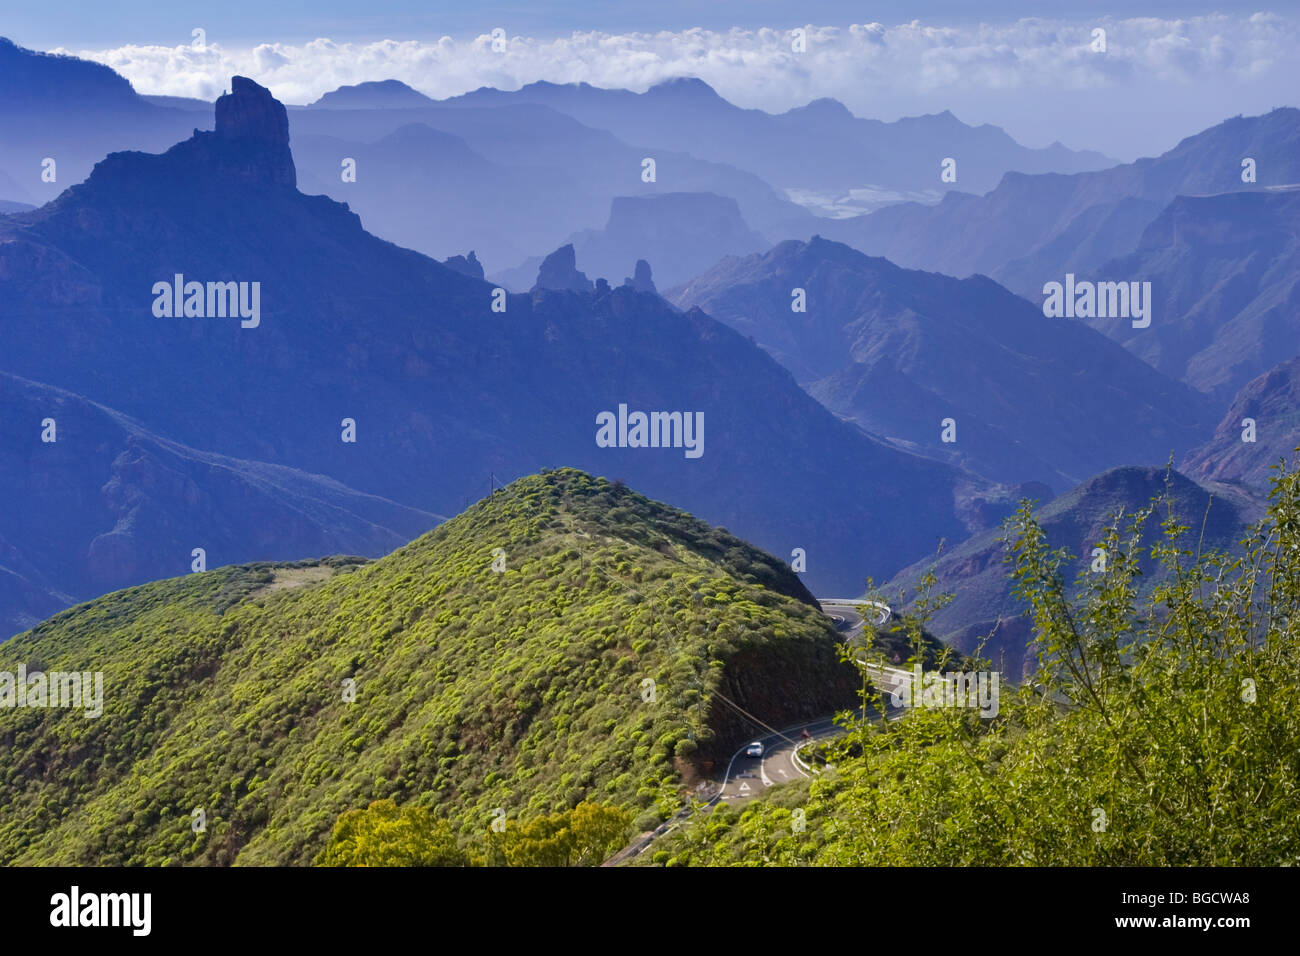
{"left": 745, "top": 741, "right": 764, "bottom": 758}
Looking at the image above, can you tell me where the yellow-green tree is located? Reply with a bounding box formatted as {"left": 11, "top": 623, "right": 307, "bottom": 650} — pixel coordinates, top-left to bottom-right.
{"left": 317, "top": 799, "right": 469, "bottom": 867}
{"left": 498, "top": 801, "right": 632, "bottom": 867}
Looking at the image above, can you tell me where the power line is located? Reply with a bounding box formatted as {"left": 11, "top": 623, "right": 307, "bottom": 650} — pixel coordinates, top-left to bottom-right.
{"left": 710, "top": 690, "right": 801, "bottom": 747}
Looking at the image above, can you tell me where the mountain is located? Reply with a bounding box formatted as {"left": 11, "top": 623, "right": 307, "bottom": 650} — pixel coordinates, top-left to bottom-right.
{"left": 0, "top": 41, "right": 808, "bottom": 264}
{"left": 816, "top": 108, "right": 1300, "bottom": 294}
{"left": 140, "top": 94, "right": 214, "bottom": 112}
{"left": 530, "top": 244, "right": 594, "bottom": 294}
{"left": 1081, "top": 188, "right": 1300, "bottom": 402}
{"left": 492, "top": 192, "right": 769, "bottom": 293}
{"left": 290, "top": 122, "right": 580, "bottom": 267}
{"left": 671, "top": 237, "right": 1213, "bottom": 490}
{"left": 0, "top": 469, "right": 860, "bottom": 865}
{"left": 308, "top": 79, "right": 437, "bottom": 110}
{"left": 287, "top": 96, "right": 813, "bottom": 258}
{"left": 288, "top": 106, "right": 810, "bottom": 267}
{"left": 884, "top": 466, "right": 1268, "bottom": 676}
{"left": 442, "top": 77, "right": 1114, "bottom": 209}
{"left": 0, "top": 37, "right": 208, "bottom": 207}
{"left": 1183, "top": 356, "right": 1300, "bottom": 487}
{"left": 0, "top": 372, "right": 440, "bottom": 639}
{"left": 0, "top": 76, "right": 1009, "bottom": 598}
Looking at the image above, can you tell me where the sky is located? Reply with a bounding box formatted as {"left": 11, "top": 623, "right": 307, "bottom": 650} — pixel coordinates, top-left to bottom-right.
{"left": 6, "top": 1, "right": 1299, "bottom": 160}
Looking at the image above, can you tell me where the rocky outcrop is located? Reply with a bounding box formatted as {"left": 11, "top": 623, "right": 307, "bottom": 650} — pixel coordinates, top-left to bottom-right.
{"left": 623, "top": 258, "right": 657, "bottom": 294}
{"left": 211, "top": 76, "right": 296, "bottom": 187}
{"left": 443, "top": 250, "right": 484, "bottom": 280}
{"left": 532, "top": 243, "right": 593, "bottom": 294}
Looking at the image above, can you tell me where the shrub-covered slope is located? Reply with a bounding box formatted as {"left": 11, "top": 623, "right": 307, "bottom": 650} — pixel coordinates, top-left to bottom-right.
{"left": 0, "top": 468, "right": 857, "bottom": 865}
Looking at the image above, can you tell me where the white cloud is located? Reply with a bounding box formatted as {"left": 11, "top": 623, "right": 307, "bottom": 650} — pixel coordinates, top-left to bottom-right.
{"left": 49, "top": 13, "right": 1300, "bottom": 159}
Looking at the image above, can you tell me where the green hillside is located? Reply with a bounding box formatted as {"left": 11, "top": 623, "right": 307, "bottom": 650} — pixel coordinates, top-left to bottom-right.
{"left": 0, "top": 468, "right": 858, "bottom": 865}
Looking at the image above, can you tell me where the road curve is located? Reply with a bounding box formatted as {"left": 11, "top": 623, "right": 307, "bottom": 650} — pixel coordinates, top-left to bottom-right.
{"left": 603, "top": 598, "right": 895, "bottom": 863}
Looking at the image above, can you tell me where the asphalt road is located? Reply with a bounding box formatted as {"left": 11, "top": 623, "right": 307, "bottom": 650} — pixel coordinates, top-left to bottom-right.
{"left": 820, "top": 598, "right": 891, "bottom": 641}
{"left": 712, "top": 600, "right": 903, "bottom": 806}
{"left": 714, "top": 716, "right": 841, "bottom": 804}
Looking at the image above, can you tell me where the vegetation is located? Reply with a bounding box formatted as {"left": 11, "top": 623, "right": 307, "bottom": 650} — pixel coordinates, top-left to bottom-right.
{"left": 489, "top": 801, "right": 632, "bottom": 867}
{"left": 0, "top": 468, "right": 853, "bottom": 865}
{"left": 317, "top": 799, "right": 469, "bottom": 867}
{"left": 642, "top": 461, "right": 1300, "bottom": 865}
{"left": 316, "top": 797, "right": 630, "bottom": 867}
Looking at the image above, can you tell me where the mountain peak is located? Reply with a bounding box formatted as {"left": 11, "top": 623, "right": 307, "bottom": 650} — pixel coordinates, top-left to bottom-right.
{"left": 308, "top": 78, "right": 434, "bottom": 110}
{"left": 795, "top": 97, "right": 853, "bottom": 119}
{"left": 645, "top": 76, "right": 722, "bottom": 101}
{"left": 532, "top": 243, "right": 594, "bottom": 294}
{"left": 913, "top": 109, "right": 963, "bottom": 126}
{"left": 217, "top": 77, "right": 289, "bottom": 143}
{"left": 211, "top": 76, "right": 296, "bottom": 187}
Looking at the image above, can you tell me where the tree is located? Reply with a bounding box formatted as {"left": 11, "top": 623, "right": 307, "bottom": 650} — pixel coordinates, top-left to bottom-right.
{"left": 317, "top": 799, "right": 469, "bottom": 867}
{"left": 499, "top": 801, "right": 632, "bottom": 867}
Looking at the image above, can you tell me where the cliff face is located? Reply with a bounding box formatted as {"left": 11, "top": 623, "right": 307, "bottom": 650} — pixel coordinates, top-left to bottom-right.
{"left": 212, "top": 76, "right": 296, "bottom": 188}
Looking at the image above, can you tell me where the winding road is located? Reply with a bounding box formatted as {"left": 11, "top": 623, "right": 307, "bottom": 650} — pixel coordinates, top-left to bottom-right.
{"left": 603, "top": 598, "right": 902, "bottom": 863}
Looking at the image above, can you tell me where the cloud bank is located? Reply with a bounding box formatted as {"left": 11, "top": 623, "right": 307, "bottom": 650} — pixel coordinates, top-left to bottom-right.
{"left": 55, "top": 13, "right": 1300, "bottom": 160}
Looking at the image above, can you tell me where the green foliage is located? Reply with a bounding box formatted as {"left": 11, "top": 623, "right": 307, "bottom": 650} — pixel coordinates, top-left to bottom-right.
{"left": 489, "top": 800, "right": 632, "bottom": 867}
{"left": 0, "top": 469, "right": 850, "bottom": 865}
{"left": 646, "top": 461, "right": 1300, "bottom": 866}
{"left": 317, "top": 799, "right": 468, "bottom": 867}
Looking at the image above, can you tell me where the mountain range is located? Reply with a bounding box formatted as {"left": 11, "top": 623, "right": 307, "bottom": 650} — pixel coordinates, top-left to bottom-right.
{"left": 1, "top": 38, "right": 1126, "bottom": 290}
{"left": 440, "top": 77, "right": 1114, "bottom": 206}
{"left": 286, "top": 100, "right": 814, "bottom": 268}
{"left": 0, "top": 38, "right": 205, "bottom": 207}
{"left": 885, "top": 465, "right": 1269, "bottom": 676}
{"left": 0, "top": 74, "right": 1018, "bottom": 624}
{"left": 3, "top": 36, "right": 1298, "bottom": 680}
{"left": 816, "top": 107, "right": 1300, "bottom": 299}
{"left": 672, "top": 236, "right": 1213, "bottom": 490}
